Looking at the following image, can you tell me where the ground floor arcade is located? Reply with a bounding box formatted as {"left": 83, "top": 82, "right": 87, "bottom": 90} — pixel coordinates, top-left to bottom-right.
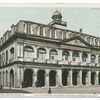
{"left": 0, "top": 66, "right": 100, "bottom": 88}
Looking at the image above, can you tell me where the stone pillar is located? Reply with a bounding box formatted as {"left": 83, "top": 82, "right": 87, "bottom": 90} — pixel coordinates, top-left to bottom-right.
{"left": 79, "top": 52, "right": 82, "bottom": 62}
{"left": 68, "top": 70, "right": 73, "bottom": 86}
{"left": 7, "top": 70, "right": 10, "bottom": 88}
{"left": 95, "top": 71, "right": 99, "bottom": 85}
{"left": 58, "top": 50, "right": 62, "bottom": 61}
{"left": 87, "top": 70, "right": 91, "bottom": 85}
{"left": 16, "top": 68, "right": 21, "bottom": 88}
{"left": 69, "top": 51, "right": 72, "bottom": 62}
{"left": 46, "top": 47, "right": 50, "bottom": 60}
{"left": 96, "top": 55, "right": 99, "bottom": 63}
{"left": 3, "top": 71, "right": 5, "bottom": 87}
{"left": 37, "top": 26, "right": 40, "bottom": 36}
{"left": 88, "top": 53, "right": 91, "bottom": 63}
{"left": 78, "top": 70, "right": 82, "bottom": 86}
{"left": 32, "top": 69, "right": 38, "bottom": 87}
{"left": 19, "top": 67, "right": 24, "bottom": 88}
{"left": 34, "top": 46, "right": 37, "bottom": 59}
{"left": 56, "top": 69, "right": 62, "bottom": 87}
{"left": 45, "top": 69, "right": 50, "bottom": 87}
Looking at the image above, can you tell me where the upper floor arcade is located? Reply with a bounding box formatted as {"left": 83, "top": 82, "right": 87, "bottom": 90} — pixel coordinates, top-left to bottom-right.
{"left": 1, "top": 39, "right": 100, "bottom": 68}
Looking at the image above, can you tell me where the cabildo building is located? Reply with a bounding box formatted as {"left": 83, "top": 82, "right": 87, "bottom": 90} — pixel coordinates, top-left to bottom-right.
{"left": 0, "top": 10, "right": 100, "bottom": 88}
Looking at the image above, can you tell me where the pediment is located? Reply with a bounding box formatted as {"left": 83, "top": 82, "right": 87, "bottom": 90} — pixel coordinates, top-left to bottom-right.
{"left": 62, "top": 36, "right": 92, "bottom": 48}
{"left": 66, "top": 39, "right": 88, "bottom": 47}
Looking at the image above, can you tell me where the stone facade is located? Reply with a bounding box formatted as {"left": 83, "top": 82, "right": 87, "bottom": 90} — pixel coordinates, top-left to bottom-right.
{"left": 0, "top": 10, "right": 100, "bottom": 88}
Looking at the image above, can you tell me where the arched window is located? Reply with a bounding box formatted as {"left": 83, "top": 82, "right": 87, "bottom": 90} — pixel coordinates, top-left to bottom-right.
{"left": 72, "top": 51, "right": 79, "bottom": 61}
{"left": 50, "top": 49, "right": 58, "bottom": 60}
{"left": 98, "top": 55, "right": 100, "bottom": 63}
{"left": 24, "top": 46, "right": 34, "bottom": 58}
{"left": 37, "top": 48, "right": 46, "bottom": 60}
{"left": 82, "top": 52, "right": 88, "bottom": 62}
{"left": 10, "top": 47, "right": 14, "bottom": 54}
{"left": 91, "top": 54, "right": 96, "bottom": 63}
{"left": 62, "top": 50, "right": 69, "bottom": 60}
{"left": 9, "top": 47, "right": 14, "bottom": 63}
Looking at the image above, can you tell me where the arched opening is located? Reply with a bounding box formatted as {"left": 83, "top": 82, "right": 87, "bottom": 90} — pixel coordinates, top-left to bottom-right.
{"left": 6, "top": 71, "right": 8, "bottom": 86}
{"left": 50, "top": 49, "right": 58, "bottom": 60}
{"left": 91, "top": 54, "right": 96, "bottom": 63}
{"left": 37, "top": 48, "right": 46, "bottom": 60}
{"left": 62, "top": 70, "right": 69, "bottom": 86}
{"left": 0, "top": 72, "right": 1, "bottom": 86}
{"left": 24, "top": 69, "right": 33, "bottom": 87}
{"left": 72, "top": 51, "right": 79, "bottom": 61}
{"left": 24, "top": 46, "right": 34, "bottom": 58}
{"left": 62, "top": 50, "right": 69, "bottom": 61}
{"left": 99, "top": 72, "right": 100, "bottom": 85}
{"left": 49, "top": 70, "right": 56, "bottom": 86}
{"left": 98, "top": 55, "right": 100, "bottom": 63}
{"left": 82, "top": 52, "right": 88, "bottom": 62}
{"left": 10, "top": 69, "right": 14, "bottom": 87}
{"left": 91, "top": 72, "right": 96, "bottom": 85}
{"left": 37, "top": 70, "right": 45, "bottom": 87}
{"left": 72, "top": 71, "right": 78, "bottom": 86}
{"left": 82, "top": 71, "right": 87, "bottom": 85}
{"left": 3, "top": 71, "right": 4, "bottom": 86}
{"left": 10, "top": 47, "right": 14, "bottom": 63}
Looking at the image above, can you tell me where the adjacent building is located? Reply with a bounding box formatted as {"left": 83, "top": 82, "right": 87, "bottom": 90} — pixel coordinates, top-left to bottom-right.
{"left": 0, "top": 10, "right": 100, "bottom": 88}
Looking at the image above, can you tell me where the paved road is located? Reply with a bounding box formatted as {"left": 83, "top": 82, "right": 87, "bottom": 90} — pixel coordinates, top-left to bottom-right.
{"left": 1, "top": 86, "right": 100, "bottom": 94}
{"left": 0, "top": 89, "right": 30, "bottom": 93}
{"left": 22, "top": 86, "right": 100, "bottom": 94}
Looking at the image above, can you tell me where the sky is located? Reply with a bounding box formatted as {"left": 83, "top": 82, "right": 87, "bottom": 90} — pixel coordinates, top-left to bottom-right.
{"left": 0, "top": 7, "right": 100, "bottom": 37}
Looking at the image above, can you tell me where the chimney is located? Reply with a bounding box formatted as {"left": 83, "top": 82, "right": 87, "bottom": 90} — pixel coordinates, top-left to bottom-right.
{"left": 79, "top": 28, "right": 83, "bottom": 33}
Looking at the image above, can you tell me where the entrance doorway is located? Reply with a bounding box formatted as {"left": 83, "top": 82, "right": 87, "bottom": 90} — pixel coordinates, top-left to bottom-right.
{"left": 62, "top": 70, "right": 68, "bottom": 86}
{"left": 72, "top": 71, "right": 78, "bottom": 86}
{"left": 10, "top": 69, "right": 14, "bottom": 87}
{"left": 82, "top": 71, "right": 87, "bottom": 85}
{"left": 24, "top": 69, "right": 33, "bottom": 87}
{"left": 37, "top": 70, "right": 45, "bottom": 87}
{"left": 49, "top": 70, "right": 56, "bottom": 86}
{"left": 91, "top": 72, "right": 96, "bottom": 85}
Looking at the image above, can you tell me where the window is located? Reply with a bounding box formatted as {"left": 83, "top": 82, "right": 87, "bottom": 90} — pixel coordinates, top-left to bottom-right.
{"left": 72, "top": 51, "right": 79, "bottom": 61}
{"left": 40, "top": 27, "right": 43, "bottom": 36}
{"left": 37, "top": 48, "right": 46, "bottom": 60}
{"left": 51, "top": 29, "right": 55, "bottom": 38}
{"left": 56, "top": 30, "right": 62, "bottom": 39}
{"left": 10, "top": 47, "right": 14, "bottom": 54}
{"left": 98, "top": 55, "right": 100, "bottom": 63}
{"left": 45, "top": 27, "right": 50, "bottom": 38}
{"left": 10, "top": 47, "right": 14, "bottom": 63}
{"left": 87, "top": 37, "right": 90, "bottom": 43}
{"left": 26, "top": 23, "right": 31, "bottom": 34}
{"left": 50, "top": 49, "right": 58, "bottom": 60}
{"left": 0, "top": 54, "right": 1, "bottom": 66}
{"left": 32, "top": 24, "right": 38, "bottom": 35}
{"left": 6, "top": 50, "right": 8, "bottom": 64}
{"left": 3, "top": 53, "right": 5, "bottom": 65}
{"left": 62, "top": 50, "right": 69, "bottom": 60}
{"left": 24, "top": 46, "right": 34, "bottom": 58}
{"left": 63, "top": 31, "right": 66, "bottom": 39}
{"left": 82, "top": 52, "right": 88, "bottom": 62}
{"left": 91, "top": 54, "right": 96, "bottom": 63}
